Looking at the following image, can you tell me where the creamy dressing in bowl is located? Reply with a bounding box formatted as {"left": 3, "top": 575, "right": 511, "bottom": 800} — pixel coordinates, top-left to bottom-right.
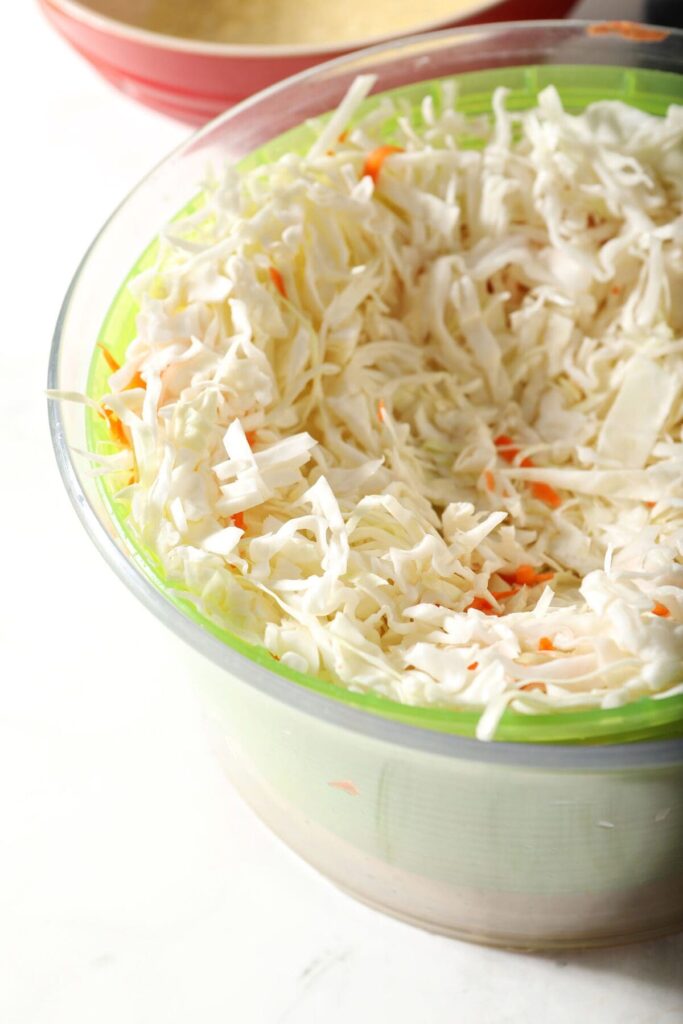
{"left": 82, "top": 0, "right": 484, "bottom": 46}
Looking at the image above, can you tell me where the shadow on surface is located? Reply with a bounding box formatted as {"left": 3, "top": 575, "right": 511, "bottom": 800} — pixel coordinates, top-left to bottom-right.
{"left": 543, "top": 930, "right": 683, "bottom": 998}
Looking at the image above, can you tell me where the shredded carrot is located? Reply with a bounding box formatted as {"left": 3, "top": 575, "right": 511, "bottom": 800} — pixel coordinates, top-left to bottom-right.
{"left": 630, "top": 24, "right": 669, "bottom": 40}
{"left": 586, "top": 21, "right": 668, "bottom": 42}
{"left": 490, "top": 588, "right": 519, "bottom": 602}
{"left": 467, "top": 587, "right": 520, "bottom": 614}
{"left": 245, "top": 430, "right": 257, "bottom": 448}
{"left": 586, "top": 20, "right": 613, "bottom": 35}
{"left": 97, "top": 342, "right": 120, "bottom": 374}
{"left": 102, "top": 407, "right": 128, "bottom": 447}
{"left": 338, "top": 130, "right": 348, "bottom": 143}
{"left": 495, "top": 434, "right": 563, "bottom": 507}
{"left": 520, "top": 681, "right": 548, "bottom": 694}
{"left": 484, "top": 469, "right": 496, "bottom": 492}
{"left": 232, "top": 511, "right": 246, "bottom": 531}
{"left": 328, "top": 780, "right": 359, "bottom": 796}
{"left": 514, "top": 566, "right": 538, "bottom": 585}
{"left": 652, "top": 602, "right": 670, "bottom": 618}
{"left": 466, "top": 596, "right": 496, "bottom": 614}
{"left": 513, "top": 564, "right": 539, "bottom": 587}
{"left": 268, "top": 266, "right": 287, "bottom": 298}
{"left": 498, "top": 572, "right": 516, "bottom": 586}
{"left": 377, "top": 398, "right": 387, "bottom": 423}
{"left": 494, "top": 434, "right": 520, "bottom": 463}
{"left": 611, "top": 285, "right": 622, "bottom": 295}
{"left": 520, "top": 565, "right": 553, "bottom": 586}
{"left": 644, "top": 501, "right": 656, "bottom": 508}
{"left": 362, "top": 145, "right": 404, "bottom": 184}
{"left": 534, "top": 571, "right": 555, "bottom": 584}
{"left": 499, "top": 565, "right": 554, "bottom": 588}
{"left": 531, "top": 481, "right": 562, "bottom": 509}
{"left": 467, "top": 661, "right": 478, "bottom": 671}
{"left": 98, "top": 342, "right": 146, "bottom": 390}
{"left": 494, "top": 435, "right": 534, "bottom": 466}
{"left": 538, "top": 636, "right": 555, "bottom": 652}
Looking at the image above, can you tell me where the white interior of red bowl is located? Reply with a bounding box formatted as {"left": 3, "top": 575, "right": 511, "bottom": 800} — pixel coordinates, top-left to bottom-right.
{"left": 46, "top": 0, "right": 528, "bottom": 56}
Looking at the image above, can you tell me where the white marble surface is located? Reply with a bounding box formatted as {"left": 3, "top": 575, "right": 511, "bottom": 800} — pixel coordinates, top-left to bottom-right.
{"left": 2, "top": 3, "right": 682, "bottom": 1021}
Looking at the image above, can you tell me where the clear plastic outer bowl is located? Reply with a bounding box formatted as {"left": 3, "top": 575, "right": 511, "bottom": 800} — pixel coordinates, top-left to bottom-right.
{"left": 48, "top": 22, "right": 683, "bottom": 949}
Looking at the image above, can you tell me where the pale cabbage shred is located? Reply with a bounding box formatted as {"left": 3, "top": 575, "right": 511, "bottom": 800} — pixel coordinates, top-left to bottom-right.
{"left": 100, "top": 76, "right": 683, "bottom": 740}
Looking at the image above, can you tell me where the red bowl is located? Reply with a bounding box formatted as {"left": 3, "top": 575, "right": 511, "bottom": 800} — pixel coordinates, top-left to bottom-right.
{"left": 40, "top": 0, "right": 576, "bottom": 124}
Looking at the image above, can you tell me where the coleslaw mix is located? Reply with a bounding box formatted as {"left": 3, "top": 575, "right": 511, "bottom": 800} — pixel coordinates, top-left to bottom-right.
{"left": 80, "top": 76, "right": 683, "bottom": 739}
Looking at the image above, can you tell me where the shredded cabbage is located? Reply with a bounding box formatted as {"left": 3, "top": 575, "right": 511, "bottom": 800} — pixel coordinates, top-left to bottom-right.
{"left": 92, "top": 79, "right": 683, "bottom": 739}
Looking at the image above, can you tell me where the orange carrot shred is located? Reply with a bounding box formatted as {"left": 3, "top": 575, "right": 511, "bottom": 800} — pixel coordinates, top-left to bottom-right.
{"left": 652, "top": 602, "right": 670, "bottom": 618}
{"left": 644, "top": 501, "right": 656, "bottom": 508}
{"left": 467, "top": 587, "right": 521, "bottom": 614}
{"left": 538, "top": 636, "right": 555, "bottom": 652}
{"left": 484, "top": 469, "right": 496, "bottom": 492}
{"left": 103, "top": 407, "right": 128, "bottom": 447}
{"left": 362, "top": 145, "right": 404, "bottom": 184}
{"left": 497, "top": 430, "right": 540, "bottom": 466}
{"left": 328, "top": 780, "right": 359, "bottom": 796}
{"left": 499, "top": 565, "right": 555, "bottom": 588}
{"left": 531, "top": 481, "right": 562, "bottom": 509}
{"left": 245, "top": 431, "right": 257, "bottom": 448}
{"left": 494, "top": 434, "right": 536, "bottom": 468}
{"left": 98, "top": 343, "right": 146, "bottom": 391}
{"left": 467, "top": 662, "right": 479, "bottom": 671}
{"left": 494, "top": 434, "right": 519, "bottom": 463}
{"left": 111, "top": 418, "right": 128, "bottom": 447}
{"left": 338, "top": 130, "right": 348, "bottom": 143}
{"left": 268, "top": 266, "right": 287, "bottom": 298}
{"left": 514, "top": 564, "right": 537, "bottom": 586}
{"left": 377, "top": 398, "right": 387, "bottom": 423}
{"left": 494, "top": 433, "right": 566, "bottom": 507}
{"left": 520, "top": 681, "right": 548, "bottom": 694}
{"left": 497, "top": 571, "right": 517, "bottom": 586}
{"left": 98, "top": 343, "right": 120, "bottom": 374}
{"left": 232, "top": 511, "right": 246, "bottom": 531}
{"left": 586, "top": 21, "right": 668, "bottom": 42}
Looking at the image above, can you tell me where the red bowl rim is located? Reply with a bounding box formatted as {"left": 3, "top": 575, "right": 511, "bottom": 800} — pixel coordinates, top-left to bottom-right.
{"left": 43, "top": 0, "right": 520, "bottom": 58}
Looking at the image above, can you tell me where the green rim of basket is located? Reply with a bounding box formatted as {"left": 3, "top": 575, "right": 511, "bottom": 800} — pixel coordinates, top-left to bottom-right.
{"left": 86, "top": 63, "right": 683, "bottom": 744}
